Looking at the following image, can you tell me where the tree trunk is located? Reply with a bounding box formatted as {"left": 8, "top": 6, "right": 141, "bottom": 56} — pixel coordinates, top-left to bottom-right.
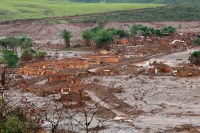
{"left": 85, "top": 39, "right": 91, "bottom": 47}
{"left": 1, "top": 67, "right": 6, "bottom": 86}
{"left": 65, "top": 39, "right": 70, "bottom": 48}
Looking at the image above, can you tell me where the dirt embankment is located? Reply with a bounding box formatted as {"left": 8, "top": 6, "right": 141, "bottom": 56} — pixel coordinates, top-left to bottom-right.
{"left": 0, "top": 20, "right": 200, "bottom": 46}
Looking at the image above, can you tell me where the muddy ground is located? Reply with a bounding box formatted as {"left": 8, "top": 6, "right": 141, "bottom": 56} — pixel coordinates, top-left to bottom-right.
{"left": 2, "top": 20, "right": 200, "bottom": 133}
{"left": 0, "top": 20, "right": 200, "bottom": 47}
{"left": 83, "top": 48, "right": 200, "bottom": 132}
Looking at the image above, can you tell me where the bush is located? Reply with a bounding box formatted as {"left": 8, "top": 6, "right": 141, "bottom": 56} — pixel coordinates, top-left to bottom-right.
{"left": 61, "top": 29, "right": 71, "bottom": 48}
{"left": 0, "top": 37, "right": 20, "bottom": 50}
{"left": 116, "top": 30, "right": 129, "bottom": 38}
{"left": 36, "top": 51, "right": 47, "bottom": 60}
{"left": 1, "top": 49, "right": 19, "bottom": 67}
{"left": 19, "top": 37, "right": 33, "bottom": 49}
{"left": 130, "top": 25, "right": 176, "bottom": 37}
{"left": 1, "top": 116, "right": 27, "bottom": 133}
{"left": 21, "top": 49, "right": 33, "bottom": 62}
{"left": 82, "top": 30, "right": 94, "bottom": 46}
{"left": 93, "top": 29, "right": 114, "bottom": 49}
{"left": 189, "top": 51, "right": 200, "bottom": 65}
{"left": 107, "top": 28, "right": 128, "bottom": 38}
{"left": 193, "top": 38, "right": 200, "bottom": 46}
{"left": 162, "top": 26, "right": 176, "bottom": 35}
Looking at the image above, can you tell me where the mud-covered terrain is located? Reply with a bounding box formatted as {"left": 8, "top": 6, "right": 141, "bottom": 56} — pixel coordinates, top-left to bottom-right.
{"left": 2, "top": 20, "right": 200, "bottom": 133}
{"left": 0, "top": 21, "right": 200, "bottom": 47}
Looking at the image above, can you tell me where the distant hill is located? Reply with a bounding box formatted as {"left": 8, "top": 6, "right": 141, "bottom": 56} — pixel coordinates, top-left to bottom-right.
{"left": 70, "top": 4, "right": 200, "bottom": 22}
{"left": 71, "top": 0, "right": 198, "bottom": 4}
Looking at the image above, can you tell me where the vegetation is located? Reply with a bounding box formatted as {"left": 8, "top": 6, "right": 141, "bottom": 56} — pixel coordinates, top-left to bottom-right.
{"left": 19, "top": 37, "right": 33, "bottom": 49}
{"left": 193, "top": 38, "right": 200, "bottom": 46}
{"left": 0, "top": 49, "right": 19, "bottom": 67}
{"left": 0, "top": 0, "right": 162, "bottom": 22}
{"left": 107, "top": 28, "right": 129, "bottom": 38}
{"left": 0, "top": 37, "right": 20, "bottom": 52}
{"left": 61, "top": 29, "right": 72, "bottom": 48}
{"left": 70, "top": 4, "right": 200, "bottom": 23}
{"left": 35, "top": 50, "right": 47, "bottom": 60}
{"left": 1, "top": 116, "right": 27, "bottom": 133}
{"left": 82, "top": 30, "right": 93, "bottom": 46}
{"left": 21, "top": 49, "right": 34, "bottom": 62}
{"left": 189, "top": 51, "right": 200, "bottom": 66}
{"left": 130, "top": 25, "right": 176, "bottom": 37}
{"left": 93, "top": 29, "right": 114, "bottom": 49}
{"left": 71, "top": 0, "right": 199, "bottom": 4}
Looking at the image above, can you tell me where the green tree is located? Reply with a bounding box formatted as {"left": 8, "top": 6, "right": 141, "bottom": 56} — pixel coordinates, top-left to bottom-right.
{"left": 82, "top": 30, "right": 93, "bottom": 46}
{"left": 0, "top": 37, "right": 20, "bottom": 53}
{"left": 1, "top": 49, "right": 19, "bottom": 67}
{"left": 61, "top": 29, "right": 72, "bottom": 48}
{"left": 19, "top": 37, "right": 33, "bottom": 49}
{"left": 93, "top": 29, "right": 114, "bottom": 49}
{"left": 21, "top": 49, "right": 33, "bottom": 62}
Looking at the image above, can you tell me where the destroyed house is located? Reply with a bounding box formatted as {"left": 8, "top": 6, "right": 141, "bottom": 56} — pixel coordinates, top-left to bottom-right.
{"left": 47, "top": 74, "right": 80, "bottom": 84}
{"left": 54, "top": 58, "right": 89, "bottom": 69}
{"left": 24, "top": 60, "right": 54, "bottom": 69}
{"left": 19, "top": 67, "right": 57, "bottom": 76}
{"left": 85, "top": 54, "right": 119, "bottom": 63}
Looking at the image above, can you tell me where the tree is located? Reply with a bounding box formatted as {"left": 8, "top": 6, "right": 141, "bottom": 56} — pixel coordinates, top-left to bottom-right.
{"left": 61, "top": 29, "right": 72, "bottom": 48}
{"left": 19, "top": 37, "right": 33, "bottom": 49}
{"left": 189, "top": 51, "right": 200, "bottom": 65}
{"left": 0, "top": 37, "right": 20, "bottom": 53}
{"left": 1, "top": 49, "right": 19, "bottom": 68}
{"left": 93, "top": 29, "right": 114, "bottom": 49}
{"left": 21, "top": 49, "right": 34, "bottom": 62}
{"left": 82, "top": 30, "right": 93, "bottom": 47}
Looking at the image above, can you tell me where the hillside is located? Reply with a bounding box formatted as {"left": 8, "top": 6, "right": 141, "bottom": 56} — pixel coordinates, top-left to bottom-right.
{"left": 0, "top": 0, "right": 162, "bottom": 22}
{"left": 71, "top": 0, "right": 198, "bottom": 4}
{"left": 70, "top": 4, "right": 200, "bottom": 22}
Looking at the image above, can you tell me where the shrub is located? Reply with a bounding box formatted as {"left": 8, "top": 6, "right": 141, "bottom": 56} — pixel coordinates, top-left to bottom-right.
{"left": 107, "top": 28, "right": 119, "bottom": 35}
{"left": 36, "top": 51, "right": 47, "bottom": 60}
{"left": 107, "top": 28, "right": 128, "bottom": 38}
{"left": 19, "top": 37, "right": 33, "bottom": 49}
{"left": 189, "top": 51, "right": 200, "bottom": 65}
{"left": 82, "top": 30, "right": 94, "bottom": 46}
{"left": 1, "top": 116, "right": 27, "bottom": 133}
{"left": 130, "top": 25, "right": 176, "bottom": 37}
{"left": 154, "top": 29, "right": 164, "bottom": 36}
{"left": 116, "top": 30, "right": 129, "bottom": 38}
{"left": 193, "top": 38, "right": 200, "bottom": 46}
{"left": 162, "top": 26, "right": 176, "bottom": 34}
{"left": 21, "top": 49, "right": 33, "bottom": 62}
{"left": 93, "top": 29, "right": 114, "bottom": 49}
{"left": 1, "top": 49, "right": 19, "bottom": 67}
{"left": 61, "top": 29, "right": 71, "bottom": 48}
{"left": 0, "top": 37, "right": 20, "bottom": 51}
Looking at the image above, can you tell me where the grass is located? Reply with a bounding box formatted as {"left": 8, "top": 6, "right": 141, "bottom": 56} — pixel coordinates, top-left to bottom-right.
{"left": 69, "top": 4, "right": 200, "bottom": 23}
{"left": 0, "top": 0, "right": 163, "bottom": 22}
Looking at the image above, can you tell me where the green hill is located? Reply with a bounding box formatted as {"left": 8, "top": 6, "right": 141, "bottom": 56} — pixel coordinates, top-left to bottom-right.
{"left": 0, "top": 0, "right": 162, "bottom": 22}
{"left": 71, "top": 0, "right": 198, "bottom": 4}
{"left": 70, "top": 4, "right": 200, "bottom": 22}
